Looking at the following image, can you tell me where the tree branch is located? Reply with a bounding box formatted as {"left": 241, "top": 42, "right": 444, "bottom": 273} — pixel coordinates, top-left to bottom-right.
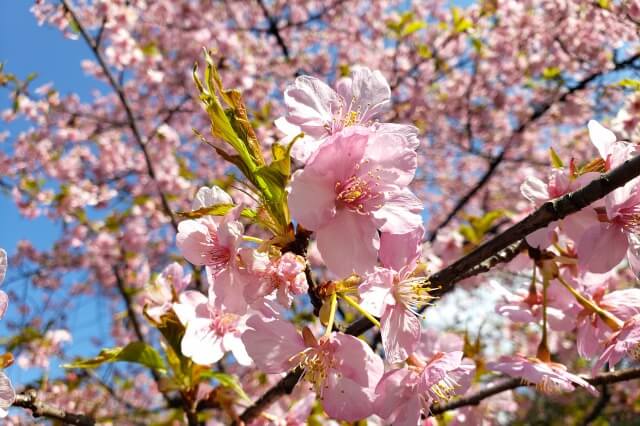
{"left": 427, "top": 51, "right": 640, "bottom": 242}
{"left": 60, "top": 0, "right": 180, "bottom": 231}
{"left": 14, "top": 389, "right": 96, "bottom": 426}
{"left": 430, "top": 366, "right": 640, "bottom": 416}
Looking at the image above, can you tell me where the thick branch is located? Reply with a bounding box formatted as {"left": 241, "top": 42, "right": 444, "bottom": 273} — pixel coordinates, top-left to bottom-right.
{"left": 430, "top": 367, "right": 640, "bottom": 416}
{"left": 427, "top": 51, "right": 640, "bottom": 242}
{"left": 14, "top": 389, "right": 96, "bottom": 426}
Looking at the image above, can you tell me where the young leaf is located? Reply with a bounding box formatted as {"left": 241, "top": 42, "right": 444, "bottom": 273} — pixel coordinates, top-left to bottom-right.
{"left": 549, "top": 147, "right": 564, "bottom": 169}
{"left": 63, "top": 342, "right": 167, "bottom": 374}
{"left": 198, "top": 370, "right": 250, "bottom": 401}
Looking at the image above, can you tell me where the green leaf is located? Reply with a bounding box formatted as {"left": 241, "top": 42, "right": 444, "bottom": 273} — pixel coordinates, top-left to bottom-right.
{"left": 549, "top": 147, "right": 564, "bottom": 169}
{"left": 618, "top": 78, "right": 640, "bottom": 91}
{"left": 198, "top": 371, "right": 250, "bottom": 401}
{"left": 401, "top": 21, "right": 427, "bottom": 37}
{"left": 417, "top": 44, "right": 432, "bottom": 59}
{"left": 597, "top": 0, "right": 610, "bottom": 9}
{"left": 176, "top": 203, "right": 235, "bottom": 219}
{"left": 452, "top": 7, "right": 473, "bottom": 33}
{"left": 542, "top": 67, "right": 562, "bottom": 81}
{"left": 63, "top": 342, "right": 167, "bottom": 374}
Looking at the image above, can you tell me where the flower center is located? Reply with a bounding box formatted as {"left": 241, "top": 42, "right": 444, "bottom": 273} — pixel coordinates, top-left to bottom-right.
{"left": 428, "top": 374, "right": 459, "bottom": 403}
{"left": 208, "top": 310, "right": 238, "bottom": 336}
{"left": 394, "top": 276, "right": 435, "bottom": 316}
{"left": 204, "top": 231, "right": 231, "bottom": 272}
{"left": 335, "top": 174, "right": 382, "bottom": 214}
{"left": 291, "top": 343, "right": 336, "bottom": 394}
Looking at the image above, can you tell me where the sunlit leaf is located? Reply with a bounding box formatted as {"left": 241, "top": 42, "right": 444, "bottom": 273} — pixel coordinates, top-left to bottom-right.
{"left": 63, "top": 342, "right": 167, "bottom": 374}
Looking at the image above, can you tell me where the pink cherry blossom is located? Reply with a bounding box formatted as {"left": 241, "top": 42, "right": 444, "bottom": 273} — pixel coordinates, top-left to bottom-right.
{"left": 374, "top": 351, "right": 473, "bottom": 426}
{"left": 0, "top": 249, "right": 8, "bottom": 319}
{"left": 176, "top": 211, "right": 246, "bottom": 312}
{"left": 241, "top": 315, "right": 383, "bottom": 421}
{"left": 594, "top": 314, "right": 640, "bottom": 373}
{"left": 520, "top": 169, "right": 598, "bottom": 249}
{"left": 0, "top": 371, "right": 15, "bottom": 418}
{"left": 173, "top": 290, "right": 251, "bottom": 366}
{"left": 492, "top": 281, "right": 573, "bottom": 332}
{"left": 276, "top": 66, "right": 391, "bottom": 163}
{"left": 486, "top": 355, "right": 597, "bottom": 396}
{"left": 577, "top": 121, "right": 640, "bottom": 273}
{"left": 359, "top": 226, "right": 427, "bottom": 362}
{"left": 242, "top": 251, "right": 308, "bottom": 308}
{"left": 191, "top": 185, "right": 233, "bottom": 210}
{"left": 145, "top": 262, "right": 191, "bottom": 322}
{"left": 288, "top": 125, "right": 422, "bottom": 276}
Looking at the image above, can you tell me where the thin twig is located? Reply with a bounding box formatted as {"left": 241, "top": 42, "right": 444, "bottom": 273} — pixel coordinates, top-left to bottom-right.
{"left": 60, "top": 0, "right": 179, "bottom": 231}
{"left": 427, "top": 51, "right": 640, "bottom": 242}
{"left": 430, "top": 367, "right": 640, "bottom": 416}
{"left": 14, "top": 389, "right": 96, "bottom": 426}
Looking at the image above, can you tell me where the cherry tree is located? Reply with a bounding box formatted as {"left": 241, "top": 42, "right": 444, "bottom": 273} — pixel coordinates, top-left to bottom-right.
{"left": 2, "top": 0, "right": 640, "bottom": 424}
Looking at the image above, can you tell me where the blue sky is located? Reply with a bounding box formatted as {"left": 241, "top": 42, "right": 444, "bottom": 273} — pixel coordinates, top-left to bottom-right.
{"left": 0, "top": 2, "right": 115, "bottom": 388}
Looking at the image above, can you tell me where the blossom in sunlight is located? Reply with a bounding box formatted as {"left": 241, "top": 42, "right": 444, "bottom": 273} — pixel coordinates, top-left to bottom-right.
{"left": 577, "top": 121, "right": 640, "bottom": 274}
{"left": 359, "top": 226, "right": 429, "bottom": 363}
{"left": 0, "top": 249, "right": 8, "bottom": 319}
{"left": 144, "top": 262, "right": 191, "bottom": 322}
{"left": 242, "top": 251, "right": 308, "bottom": 308}
{"left": 374, "top": 351, "right": 474, "bottom": 426}
{"left": 276, "top": 66, "right": 393, "bottom": 163}
{"left": 0, "top": 371, "right": 15, "bottom": 418}
{"left": 486, "top": 355, "right": 597, "bottom": 396}
{"left": 288, "top": 126, "right": 422, "bottom": 277}
{"left": 173, "top": 290, "right": 251, "bottom": 366}
{"left": 176, "top": 210, "right": 246, "bottom": 313}
{"left": 594, "top": 314, "right": 640, "bottom": 373}
{"left": 241, "top": 315, "right": 383, "bottom": 422}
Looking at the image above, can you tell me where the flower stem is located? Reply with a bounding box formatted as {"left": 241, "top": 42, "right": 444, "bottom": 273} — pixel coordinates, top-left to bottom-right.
{"left": 242, "top": 236, "right": 264, "bottom": 244}
{"left": 324, "top": 291, "right": 338, "bottom": 337}
{"left": 555, "top": 274, "right": 623, "bottom": 331}
{"left": 340, "top": 294, "right": 381, "bottom": 328}
{"left": 537, "top": 274, "right": 551, "bottom": 362}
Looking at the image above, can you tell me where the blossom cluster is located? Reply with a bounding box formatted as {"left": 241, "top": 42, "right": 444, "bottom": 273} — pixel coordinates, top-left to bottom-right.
{"left": 145, "top": 65, "right": 640, "bottom": 423}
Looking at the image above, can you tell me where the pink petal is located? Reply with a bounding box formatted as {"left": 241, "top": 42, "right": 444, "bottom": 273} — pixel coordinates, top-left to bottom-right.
{"left": 520, "top": 176, "right": 549, "bottom": 203}
{"left": 0, "top": 291, "right": 8, "bottom": 320}
{"left": 288, "top": 170, "right": 337, "bottom": 230}
{"left": 381, "top": 303, "right": 421, "bottom": 363}
{"left": 304, "top": 127, "right": 369, "bottom": 179}
{"left": 341, "top": 66, "right": 391, "bottom": 123}
{"left": 372, "top": 187, "right": 423, "bottom": 234}
{"left": 0, "top": 371, "right": 15, "bottom": 411}
{"left": 588, "top": 120, "right": 617, "bottom": 159}
{"left": 284, "top": 75, "right": 339, "bottom": 138}
{"left": 181, "top": 318, "right": 225, "bottom": 365}
{"left": 359, "top": 268, "right": 394, "bottom": 317}
{"left": 176, "top": 219, "right": 212, "bottom": 266}
{"left": 374, "top": 368, "right": 414, "bottom": 419}
{"left": 0, "top": 249, "right": 6, "bottom": 285}
{"left": 361, "top": 132, "right": 417, "bottom": 186}
{"left": 333, "top": 332, "right": 384, "bottom": 388}
{"left": 208, "top": 267, "right": 247, "bottom": 314}
{"left": 323, "top": 373, "right": 375, "bottom": 422}
{"left": 577, "top": 224, "right": 628, "bottom": 273}
{"left": 241, "top": 315, "right": 305, "bottom": 373}
{"left": 379, "top": 225, "right": 424, "bottom": 271}
{"left": 173, "top": 291, "right": 208, "bottom": 325}
{"left": 316, "top": 210, "right": 379, "bottom": 277}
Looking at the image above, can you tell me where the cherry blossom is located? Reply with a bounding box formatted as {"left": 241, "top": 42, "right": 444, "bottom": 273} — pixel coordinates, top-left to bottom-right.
{"left": 288, "top": 126, "right": 422, "bottom": 276}
{"left": 241, "top": 315, "right": 383, "bottom": 421}
{"left": 486, "top": 355, "right": 597, "bottom": 396}
{"left": 173, "top": 290, "right": 251, "bottom": 366}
